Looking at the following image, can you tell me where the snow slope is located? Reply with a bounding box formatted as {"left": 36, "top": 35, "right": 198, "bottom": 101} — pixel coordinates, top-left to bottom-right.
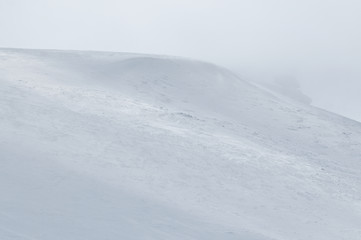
{"left": 1, "top": 48, "right": 361, "bottom": 240}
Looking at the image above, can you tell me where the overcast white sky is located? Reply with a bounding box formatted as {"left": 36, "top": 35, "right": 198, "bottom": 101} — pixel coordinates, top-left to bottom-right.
{"left": 1, "top": 0, "right": 360, "bottom": 121}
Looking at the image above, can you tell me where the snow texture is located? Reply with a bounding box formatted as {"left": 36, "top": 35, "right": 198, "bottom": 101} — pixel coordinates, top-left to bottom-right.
{"left": 1, "top": 48, "right": 361, "bottom": 240}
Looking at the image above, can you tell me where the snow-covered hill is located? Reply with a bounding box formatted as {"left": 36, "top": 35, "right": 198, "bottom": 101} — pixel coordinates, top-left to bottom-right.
{"left": 1, "top": 48, "right": 360, "bottom": 240}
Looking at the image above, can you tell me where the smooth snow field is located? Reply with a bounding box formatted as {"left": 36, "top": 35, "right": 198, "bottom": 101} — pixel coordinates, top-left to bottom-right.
{"left": 1, "top": 48, "right": 361, "bottom": 240}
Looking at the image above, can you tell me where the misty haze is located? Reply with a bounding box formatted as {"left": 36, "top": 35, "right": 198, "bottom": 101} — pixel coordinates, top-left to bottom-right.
{"left": 1, "top": 1, "right": 361, "bottom": 240}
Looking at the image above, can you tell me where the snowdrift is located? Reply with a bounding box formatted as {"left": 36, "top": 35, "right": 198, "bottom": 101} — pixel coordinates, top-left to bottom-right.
{"left": 1, "top": 48, "right": 361, "bottom": 240}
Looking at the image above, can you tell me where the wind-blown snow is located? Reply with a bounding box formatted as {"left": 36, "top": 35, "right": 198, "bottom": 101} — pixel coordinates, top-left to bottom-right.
{"left": 1, "top": 48, "right": 361, "bottom": 240}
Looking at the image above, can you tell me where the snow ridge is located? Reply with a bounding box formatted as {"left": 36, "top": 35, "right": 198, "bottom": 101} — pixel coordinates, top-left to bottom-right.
{"left": 1, "top": 48, "right": 361, "bottom": 240}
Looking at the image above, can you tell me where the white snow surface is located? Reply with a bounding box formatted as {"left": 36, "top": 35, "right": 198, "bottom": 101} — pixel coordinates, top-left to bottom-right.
{"left": 1, "top": 48, "right": 361, "bottom": 240}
